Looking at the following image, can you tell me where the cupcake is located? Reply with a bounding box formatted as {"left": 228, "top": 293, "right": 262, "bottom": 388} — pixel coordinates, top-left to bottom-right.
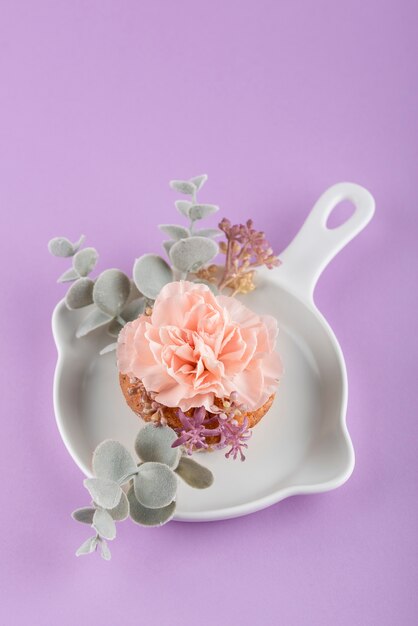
{"left": 117, "top": 280, "right": 282, "bottom": 459}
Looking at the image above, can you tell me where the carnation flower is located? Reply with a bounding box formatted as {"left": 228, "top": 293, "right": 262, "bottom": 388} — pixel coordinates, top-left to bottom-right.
{"left": 117, "top": 280, "right": 282, "bottom": 412}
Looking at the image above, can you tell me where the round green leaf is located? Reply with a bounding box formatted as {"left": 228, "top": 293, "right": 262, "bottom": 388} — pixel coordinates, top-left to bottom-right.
{"left": 48, "top": 235, "right": 85, "bottom": 257}
{"left": 65, "top": 277, "right": 94, "bottom": 309}
{"left": 128, "top": 486, "right": 176, "bottom": 527}
{"left": 93, "top": 269, "right": 131, "bottom": 316}
{"left": 134, "top": 462, "right": 177, "bottom": 509}
{"left": 175, "top": 456, "right": 214, "bottom": 489}
{"left": 73, "top": 247, "right": 98, "bottom": 277}
{"left": 169, "top": 236, "right": 218, "bottom": 272}
{"left": 135, "top": 424, "right": 181, "bottom": 469}
{"left": 92, "top": 440, "right": 137, "bottom": 483}
{"left": 133, "top": 254, "right": 173, "bottom": 300}
{"left": 108, "top": 491, "right": 129, "bottom": 521}
{"left": 84, "top": 478, "right": 123, "bottom": 509}
{"left": 72, "top": 507, "right": 95, "bottom": 524}
{"left": 121, "top": 296, "right": 145, "bottom": 322}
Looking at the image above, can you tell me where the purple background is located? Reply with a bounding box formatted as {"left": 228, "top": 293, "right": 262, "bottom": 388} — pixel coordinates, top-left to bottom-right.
{"left": 1, "top": 1, "right": 417, "bottom": 624}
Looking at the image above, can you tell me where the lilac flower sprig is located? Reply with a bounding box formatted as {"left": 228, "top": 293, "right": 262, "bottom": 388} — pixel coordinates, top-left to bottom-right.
{"left": 217, "top": 414, "right": 252, "bottom": 461}
{"left": 172, "top": 393, "right": 253, "bottom": 461}
{"left": 218, "top": 218, "right": 280, "bottom": 294}
{"left": 211, "top": 392, "right": 253, "bottom": 461}
{"left": 172, "top": 407, "right": 219, "bottom": 455}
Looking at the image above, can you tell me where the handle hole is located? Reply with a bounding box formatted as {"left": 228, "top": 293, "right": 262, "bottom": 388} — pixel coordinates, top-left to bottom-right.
{"left": 326, "top": 200, "right": 356, "bottom": 229}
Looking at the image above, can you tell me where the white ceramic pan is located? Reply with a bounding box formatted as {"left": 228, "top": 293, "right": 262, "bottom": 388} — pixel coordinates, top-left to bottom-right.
{"left": 52, "top": 182, "right": 375, "bottom": 521}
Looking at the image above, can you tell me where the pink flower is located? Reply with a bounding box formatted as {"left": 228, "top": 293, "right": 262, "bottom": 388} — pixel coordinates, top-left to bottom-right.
{"left": 117, "top": 281, "right": 282, "bottom": 412}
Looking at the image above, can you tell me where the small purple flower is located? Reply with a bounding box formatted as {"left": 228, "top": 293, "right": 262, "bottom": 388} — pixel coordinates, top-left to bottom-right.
{"left": 217, "top": 415, "right": 252, "bottom": 462}
{"left": 171, "top": 394, "right": 253, "bottom": 461}
{"left": 172, "top": 407, "right": 218, "bottom": 455}
{"left": 214, "top": 393, "right": 252, "bottom": 461}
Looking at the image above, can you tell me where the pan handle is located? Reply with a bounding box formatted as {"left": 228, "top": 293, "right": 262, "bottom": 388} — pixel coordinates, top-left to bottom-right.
{"left": 277, "top": 182, "right": 375, "bottom": 303}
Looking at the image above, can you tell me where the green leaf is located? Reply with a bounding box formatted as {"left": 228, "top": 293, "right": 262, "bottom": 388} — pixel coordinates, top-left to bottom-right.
{"left": 133, "top": 254, "right": 173, "bottom": 300}
{"left": 92, "top": 440, "right": 137, "bottom": 483}
{"left": 158, "top": 224, "right": 190, "bottom": 240}
{"left": 128, "top": 486, "right": 176, "bottom": 527}
{"left": 99, "top": 539, "right": 111, "bottom": 560}
{"left": 84, "top": 478, "right": 123, "bottom": 509}
{"left": 175, "top": 200, "right": 192, "bottom": 217}
{"left": 76, "top": 308, "right": 113, "bottom": 338}
{"left": 163, "top": 240, "right": 175, "bottom": 256}
{"left": 99, "top": 342, "right": 117, "bottom": 355}
{"left": 107, "top": 319, "right": 123, "bottom": 337}
{"left": 175, "top": 456, "right": 214, "bottom": 489}
{"left": 194, "top": 228, "right": 222, "bottom": 239}
{"left": 170, "top": 180, "right": 196, "bottom": 195}
{"left": 72, "top": 247, "right": 98, "bottom": 277}
{"left": 76, "top": 536, "right": 98, "bottom": 556}
{"left": 128, "top": 280, "right": 142, "bottom": 300}
{"left": 135, "top": 424, "right": 181, "bottom": 469}
{"left": 189, "top": 174, "right": 208, "bottom": 191}
{"left": 92, "top": 508, "right": 116, "bottom": 540}
{"left": 48, "top": 235, "right": 85, "bottom": 257}
{"left": 169, "top": 236, "right": 218, "bottom": 272}
{"left": 65, "top": 277, "right": 94, "bottom": 309}
{"left": 72, "top": 507, "right": 95, "bottom": 524}
{"left": 57, "top": 267, "right": 80, "bottom": 283}
{"left": 108, "top": 491, "right": 129, "bottom": 521}
{"left": 121, "top": 297, "right": 145, "bottom": 322}
{"left": 93, "top": 269, "right": 131, "bottom": 316}
{"left": 134, "top": 462, "right": 177, "bottom": 509}
{"left": 189, "top": 204, "right": 219, "bottom": 221}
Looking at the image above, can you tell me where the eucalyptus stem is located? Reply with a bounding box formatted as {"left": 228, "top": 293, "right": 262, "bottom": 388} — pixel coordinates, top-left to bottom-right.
{"left": 189, "top": 187, "right": 198, "bottom": 234}
{"left": 118, "top": 470, "right": 138, "bottom": 485}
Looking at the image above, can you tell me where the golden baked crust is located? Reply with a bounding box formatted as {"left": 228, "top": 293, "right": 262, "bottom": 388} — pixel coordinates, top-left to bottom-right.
{"left": 119, "top": 373, "right": 275, "bottom": 430}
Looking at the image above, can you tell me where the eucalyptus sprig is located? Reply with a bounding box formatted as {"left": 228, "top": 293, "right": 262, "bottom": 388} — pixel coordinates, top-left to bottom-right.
{"left": 48, "top": 235, "right": 86, "bottom": 258}
{"left": 73, "top": 424, "right": 214, "bottom": 560}
{"left": 49, "top": 175, "right": 222, "bottom": 343}
{"left": 133, "top": 174, "right": 221, "bottom": 296}
{"left": 48, "top": 235, "right": 145, "bottom": 350}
